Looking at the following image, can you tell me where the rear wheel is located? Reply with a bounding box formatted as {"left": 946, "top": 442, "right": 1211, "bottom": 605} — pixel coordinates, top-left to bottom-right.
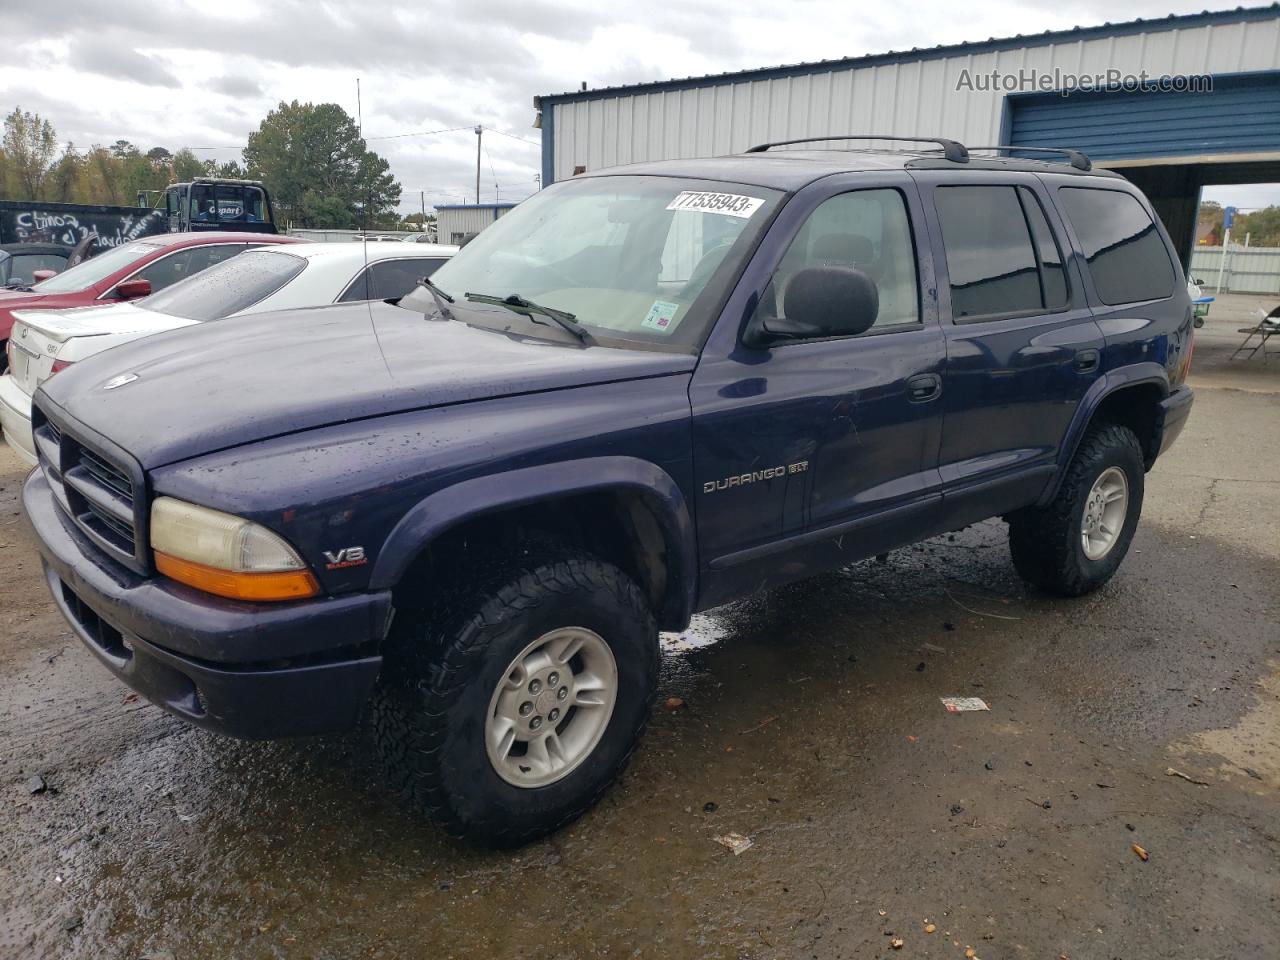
{"left": 1008, "top": 422, "right": 1144, "bottom": 596}
{"left": 372, "top": 548, "right": 659, "bottom": 846}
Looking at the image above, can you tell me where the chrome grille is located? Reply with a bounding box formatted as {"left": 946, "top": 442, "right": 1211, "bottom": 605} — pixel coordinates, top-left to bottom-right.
{"left": 33, "top": 406, "right": 146, "bottom": 573}
{"left": 79, "top": 447, "right": 134, "bottom": 500}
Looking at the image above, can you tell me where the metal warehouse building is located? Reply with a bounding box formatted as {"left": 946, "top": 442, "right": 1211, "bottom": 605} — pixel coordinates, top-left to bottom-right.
{"left": 434, "top": 202, "right": 518, "bottom": 246}
{"left": 534, "top": 4, "right": 1280, "bottom": 261}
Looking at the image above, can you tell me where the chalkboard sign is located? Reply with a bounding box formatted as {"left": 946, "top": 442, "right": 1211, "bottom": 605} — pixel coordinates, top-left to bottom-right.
{"left": 0, "top": 201, "right": 168, "bottom": 248}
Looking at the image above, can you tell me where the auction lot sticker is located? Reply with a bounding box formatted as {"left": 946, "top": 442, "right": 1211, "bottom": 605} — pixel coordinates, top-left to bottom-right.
{"left": 666, "top": 191, "right": 764, "bottom": 218}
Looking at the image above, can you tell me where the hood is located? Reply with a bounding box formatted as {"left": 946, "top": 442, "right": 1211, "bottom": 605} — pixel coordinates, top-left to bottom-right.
{"left": 37, "top": 300, "right": 696, "bottom": 469}
{"left": 14, "top": 301, "right": 190, "bottom": 343}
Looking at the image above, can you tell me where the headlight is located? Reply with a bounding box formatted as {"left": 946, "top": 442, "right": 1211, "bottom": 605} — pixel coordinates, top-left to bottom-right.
{"left": 150, "top": 497, "right": 319, "bottom": 602}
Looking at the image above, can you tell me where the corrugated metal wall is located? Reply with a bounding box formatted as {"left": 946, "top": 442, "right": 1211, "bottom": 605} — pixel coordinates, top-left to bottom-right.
{"left": 547, "top": 14, "right": 1280, "bottom": 182}
{"left": 435, "top": 207, "right": 511, "bottom": 244}
{"left": 1189, "top": 245, "right": 1280, "bottom": 294}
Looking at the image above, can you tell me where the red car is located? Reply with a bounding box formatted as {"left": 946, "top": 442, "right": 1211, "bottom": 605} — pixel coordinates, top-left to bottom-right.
{"left": 0, "top": 231, "right": 305, "bottom": 373}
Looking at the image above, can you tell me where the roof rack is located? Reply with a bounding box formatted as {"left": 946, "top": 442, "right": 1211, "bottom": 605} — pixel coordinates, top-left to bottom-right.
{"left": 745, "top": 135, "right": 969, "bottom": 164}
{"left": 968, "top": 145, "right": 1092, "bottom": 171}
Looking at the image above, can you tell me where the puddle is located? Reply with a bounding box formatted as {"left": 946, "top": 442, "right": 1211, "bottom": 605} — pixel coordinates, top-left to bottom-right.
{"left": 660, "top": 613, "right": 729, "bottom": 653}
{"left": 1170, "top": 658, "right": 1280, "bottom": 788}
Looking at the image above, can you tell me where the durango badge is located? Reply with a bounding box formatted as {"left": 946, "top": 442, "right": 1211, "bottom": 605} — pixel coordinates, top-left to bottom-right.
{"left": 703, "top": 461, "right": 808, "bottom": 493}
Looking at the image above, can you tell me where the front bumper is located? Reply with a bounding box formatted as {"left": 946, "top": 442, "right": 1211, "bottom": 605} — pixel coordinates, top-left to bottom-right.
{"left": 1155, "top": 385, "right": 1194, "bottom": 459}
{"left": 22, "top": 468, "right": 394, "bottom": 739}
{"left": 0, "top": 374, "right": 36, "bottom": 466}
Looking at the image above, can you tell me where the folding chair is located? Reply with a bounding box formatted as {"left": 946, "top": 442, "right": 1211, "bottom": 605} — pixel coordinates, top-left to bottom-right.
{"left": 1231, "top": 306, "right": 1280, "bottom": 361}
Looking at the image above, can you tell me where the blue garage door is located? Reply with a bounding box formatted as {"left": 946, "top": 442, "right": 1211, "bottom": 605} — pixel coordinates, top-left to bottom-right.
{"left": 1009, "top": 72, "right": 1280, "bottom": 162}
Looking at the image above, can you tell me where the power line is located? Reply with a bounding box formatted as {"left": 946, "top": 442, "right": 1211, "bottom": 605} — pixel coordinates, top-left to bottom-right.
{"left": 363, "top": 125, "right": 473, "bottom": 142}
{"left": 487, "top": 129, "right": 541, "bottom": 147}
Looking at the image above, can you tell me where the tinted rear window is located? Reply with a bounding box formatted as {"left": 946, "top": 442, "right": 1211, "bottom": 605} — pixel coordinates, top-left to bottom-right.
{"left": 139, "top": 250, "right": 306, "bottom": 321}
{"left": 1059, "top": 188, "right": 1175, "bottom": 305}
{"left": 934, "top": 186, "right": 1043, "bottom": 319}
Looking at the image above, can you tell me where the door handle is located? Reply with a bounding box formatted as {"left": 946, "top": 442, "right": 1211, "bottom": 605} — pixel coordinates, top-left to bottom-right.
{"left": 1074, "top": 349, "right": 1100, "bottom": 373}
{"left": 907, "top": 373, "right": 942, "bottom": 403}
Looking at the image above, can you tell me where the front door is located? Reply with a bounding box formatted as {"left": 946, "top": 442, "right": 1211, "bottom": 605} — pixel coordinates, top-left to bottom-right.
{"left": 691, "top": 176, "right": 946, "bottom": 607}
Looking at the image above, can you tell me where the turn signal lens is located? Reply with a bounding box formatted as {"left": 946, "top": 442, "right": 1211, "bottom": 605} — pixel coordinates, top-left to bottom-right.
{"left": 154, "top": 551, "right": 320, "bottom": 602}
{"left": 150, "top": 497, "right": 319, "bottom": 602}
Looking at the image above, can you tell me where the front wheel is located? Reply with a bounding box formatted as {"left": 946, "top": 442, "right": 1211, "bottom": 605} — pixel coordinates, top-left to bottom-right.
{"left": 372, "top": 549, "right": 659, "bottom": 846}
{"left": 1008, "top": 422, "right": 1145, "bottom": 596}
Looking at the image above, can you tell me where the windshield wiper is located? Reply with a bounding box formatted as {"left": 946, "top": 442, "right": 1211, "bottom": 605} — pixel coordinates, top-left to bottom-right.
{"left": 419, "top": 275, "right": 455, "bottom": 321}
{"left": 464, "top": 292, "right": 594, "bottom": 345}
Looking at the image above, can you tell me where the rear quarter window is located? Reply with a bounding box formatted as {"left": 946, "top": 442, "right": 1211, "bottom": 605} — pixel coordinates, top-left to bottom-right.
{"left": 1059, "top": 188, "right": 1175, "bottom": 306}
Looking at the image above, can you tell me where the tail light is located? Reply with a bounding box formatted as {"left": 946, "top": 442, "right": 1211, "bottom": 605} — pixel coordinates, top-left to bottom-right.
{"left": 1171, "top": 312, "right": 1194, "bottom": 388}
{"left": 49, "top": 358, "right": 74, "bottom": 375}
{"left": 3, "top": 338, "right": 12, "bottom": 372}
{"left": 1175, "top": 334, "right": 1195, "bottom": 387}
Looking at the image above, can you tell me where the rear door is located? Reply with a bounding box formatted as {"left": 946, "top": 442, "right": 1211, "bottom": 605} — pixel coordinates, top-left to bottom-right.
{"left": 913, "top": 172, "right": 1104, "bottom": 529}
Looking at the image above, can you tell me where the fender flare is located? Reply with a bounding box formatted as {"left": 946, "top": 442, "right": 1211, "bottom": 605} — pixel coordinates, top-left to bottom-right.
{"left": 368, "top": 456, "right": 698, "bottom": 628}
{"left": 1038, "top": 362, "right": 1169, "bottom": 506}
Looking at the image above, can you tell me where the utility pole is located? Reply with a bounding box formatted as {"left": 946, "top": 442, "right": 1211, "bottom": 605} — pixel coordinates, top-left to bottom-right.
{"left": 420, "top": 190, "right": 426, "bottom": 227}
{"left": 1216, "top": 206, "right": 1235, "bottom": 294}
{"left": 356, "top": 78, "right": 363, "bottom": 132}
{"left": 474, "top": 125, "right": 483, "bottom": 205}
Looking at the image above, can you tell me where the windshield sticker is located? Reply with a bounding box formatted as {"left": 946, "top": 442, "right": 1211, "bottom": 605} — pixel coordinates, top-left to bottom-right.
{"left": 666, "top": 191, "right": 764, "bottom": 219}
{"left": 641, "top": 300, "right": 681, "bottom": 333}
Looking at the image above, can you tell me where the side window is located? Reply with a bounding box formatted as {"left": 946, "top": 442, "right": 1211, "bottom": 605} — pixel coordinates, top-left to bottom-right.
{"left": 1018, "top": 187, "right": 1068, "bottom": 310}
{"left": 752, "top": 188, "right": 920, "bottom": 336}
{"left": 1059, "top": 188, "right": 1175, "bottom": 305}
{"left": 338, "top": 267, "right": 372, "bottom": 303}
{"left": 935, "top": 185, "right": 1061, "bottom": 320}
{"left": 368, "top": 258, "right": 439, "bottom": 300}
{"left": 183, "top": 244, "right": 246, "bottom": 275}
{"left": 11, "top": 254, "right": 67, "bottom": 283}
{"left": 132, "top": 250, "right": 196, "bottom": 293}
{"left": 419, "top": 257, "right": 447, "bottom": 278}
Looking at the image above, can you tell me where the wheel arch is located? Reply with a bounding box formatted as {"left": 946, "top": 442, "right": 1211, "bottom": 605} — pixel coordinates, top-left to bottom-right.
{"left": 1040, "top": 363, "right": 1169, "bottom": 506}
{"left": 369, "top": 457, "right": 698, "bottom": 631}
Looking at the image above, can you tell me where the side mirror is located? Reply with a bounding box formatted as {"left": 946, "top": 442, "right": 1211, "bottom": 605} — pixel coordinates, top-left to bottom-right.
{"left": 745, "top": 266, "right": 879, "bottom": 347}
{"left": 114, "top": 278, "right": 153, "bottom": 299}
{"left": 31, "top": 269, "right": 57, "bottom": 283}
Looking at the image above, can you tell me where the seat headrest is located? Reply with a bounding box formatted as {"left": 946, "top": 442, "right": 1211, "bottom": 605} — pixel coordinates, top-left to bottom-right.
{"left": 812, "top": 233, "right": 874, "bottom": 265}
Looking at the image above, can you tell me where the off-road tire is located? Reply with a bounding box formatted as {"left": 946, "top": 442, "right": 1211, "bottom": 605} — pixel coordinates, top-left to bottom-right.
{"left": 371, "top": 548, "right": 659, "bottom": 847}
{"left": 1007, "top": 422, "right": 1145, "bottom": 597}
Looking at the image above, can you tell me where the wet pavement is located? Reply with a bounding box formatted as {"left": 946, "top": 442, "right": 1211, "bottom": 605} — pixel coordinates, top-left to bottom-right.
{"left": 1, "top": 338, "right": 1278, "bottom": 959}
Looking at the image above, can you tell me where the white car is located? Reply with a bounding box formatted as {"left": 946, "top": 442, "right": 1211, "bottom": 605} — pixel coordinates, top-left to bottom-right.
{"left": 0, "top": 242, "right": 458, "bottom": 464}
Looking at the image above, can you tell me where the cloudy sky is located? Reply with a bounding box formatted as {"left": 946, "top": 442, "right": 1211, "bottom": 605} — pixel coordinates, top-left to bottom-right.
{"left": 3, "top": 0, "right": 1274, "bottom": 214}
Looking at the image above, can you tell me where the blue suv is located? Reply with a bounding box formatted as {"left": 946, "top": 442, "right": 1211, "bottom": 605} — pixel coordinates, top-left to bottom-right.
{"left": 21, "top": 136, "right": 1194, "bottom": 845}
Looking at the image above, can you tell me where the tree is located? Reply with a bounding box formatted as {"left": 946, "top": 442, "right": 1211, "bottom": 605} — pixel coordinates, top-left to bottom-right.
{"left": 1236, "top": 206, "right": 1280, "bottom": 247}
{"left": 47, "top": 144, "right": 83, "bottom": 202}
{"left": 171, "top": 148, "right": 206, "bottom": 183}
{"left": 3, "top": 107, "right": 58, "bottom": 199}
{"left": 242, "top": 100, "right": 401, "bottom": 227}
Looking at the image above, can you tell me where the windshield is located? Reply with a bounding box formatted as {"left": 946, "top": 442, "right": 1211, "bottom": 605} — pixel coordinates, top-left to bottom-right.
{"left": 425, "top": 176, "right": 782, "bottom": 349}
{"left": 32, "top": 242, "right": 160, "bottom": 293}
{"left": 190, "top": 184, "right": 270, "bottom": 225}
{"left": 139, "top": 249, "right": 306, "bottom": 321}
